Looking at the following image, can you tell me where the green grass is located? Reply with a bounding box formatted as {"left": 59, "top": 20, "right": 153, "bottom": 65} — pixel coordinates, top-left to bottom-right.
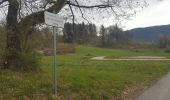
{"left": 0, "top": 70, "right": 53, "bottom": 99}
{"left": 77, "top": 45, "right": 170, "bottom": 58}
{"left": 1, "top": 45, "right": 170, "bottom": 100}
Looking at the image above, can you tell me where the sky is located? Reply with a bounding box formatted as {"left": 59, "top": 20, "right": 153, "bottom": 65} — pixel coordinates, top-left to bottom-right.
{"left": 122, "top": 0, "right": 170, "bottom": 30}
{"left": 0, "top": 0, "right": 170, "bottom": 30}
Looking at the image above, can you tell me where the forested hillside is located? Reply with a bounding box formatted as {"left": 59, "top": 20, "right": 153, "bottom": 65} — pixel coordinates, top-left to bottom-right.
{"left": 128, "top": 24, "right": 170, "bottom": 41}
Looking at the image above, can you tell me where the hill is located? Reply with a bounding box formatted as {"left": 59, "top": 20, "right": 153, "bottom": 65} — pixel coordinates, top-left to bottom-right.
{"left": 127, "top": 24, "right": 170, "bottom": 42}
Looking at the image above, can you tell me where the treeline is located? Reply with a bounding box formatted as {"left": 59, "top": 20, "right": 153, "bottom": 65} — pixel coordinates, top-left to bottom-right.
{"left": 157, "top": 35, "right": 170, "bottom": 48}
{"left": 63, "top": 22, "right": 97, "bottom": 44}
{"left": 99, "top": 25, "right": 131, "bottom": 47}
{"left": 0, "top": 22, "right": 132, "bottom": 52}
{"left": 63, "top": 22, "right": 131, "bottom": 47}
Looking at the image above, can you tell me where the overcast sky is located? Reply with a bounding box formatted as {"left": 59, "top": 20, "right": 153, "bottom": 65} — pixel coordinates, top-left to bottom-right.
{"left": 0, "top": 0, "right": 170, "bottom": 30}
{"left": 121, "top": 0, "right": 170, "bottom": 30}
{"left": 82, "top": 0, "right": 170, "bottom": 30}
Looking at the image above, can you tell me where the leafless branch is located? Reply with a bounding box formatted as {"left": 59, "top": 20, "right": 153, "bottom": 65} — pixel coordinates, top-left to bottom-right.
{"left": 0, "top": 0, "right": 7, "bottom": 5}
{"left": 69, "top": 3, "right": 75, "bottom": 33}
{"left": 67, "top": 1, "right": 114, "bottom": 9}
{"left": 74, "top": 0, "right": 90, "bottom": 24}
{"left": 0, "top": 3, "right": 8, "bottom": 8}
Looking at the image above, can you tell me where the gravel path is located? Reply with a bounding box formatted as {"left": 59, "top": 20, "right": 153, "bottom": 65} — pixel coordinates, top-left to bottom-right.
{"left": 136, "top": 72, "right": 170, "bottom": 100}
{"left": 91, "top": 56, "right": 170, "bottom": 61}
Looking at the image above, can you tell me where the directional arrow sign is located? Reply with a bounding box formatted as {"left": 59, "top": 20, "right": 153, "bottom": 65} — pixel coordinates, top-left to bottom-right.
{"left": 44, "top": 11, "right": 64, "bottom": 28}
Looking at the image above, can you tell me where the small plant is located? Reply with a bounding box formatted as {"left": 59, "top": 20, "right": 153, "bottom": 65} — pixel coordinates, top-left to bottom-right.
{"left": 165, "top": 46, "right": 170, "bottom": 53}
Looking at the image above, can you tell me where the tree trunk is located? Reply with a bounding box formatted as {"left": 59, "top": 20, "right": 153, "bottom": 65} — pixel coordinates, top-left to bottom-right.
{"left": 2, "top": 0, "right": 66, "bottom": 70}
{"left": 4, "top": 0, "right": 21, "bottom": 69}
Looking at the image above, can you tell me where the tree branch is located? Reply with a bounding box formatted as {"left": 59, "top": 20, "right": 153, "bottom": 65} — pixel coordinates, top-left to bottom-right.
{"left": 0, "top": 0, "right": 7, "bottom": 5}
{"left": 69, "top": 3, "right": 75, "bottom": 33}
{"left": 18, "top": 0, "right": 66, "bottom": 27}
{"left": 74, "top": 0, "right": 90, "bottom": 24}
{"left": 66, "top": 1, "right": 114, "bottom": 9}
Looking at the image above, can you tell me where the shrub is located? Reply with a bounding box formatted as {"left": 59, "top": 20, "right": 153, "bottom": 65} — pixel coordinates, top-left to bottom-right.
{"left": 0, "top": 26, "right": 6, "bottom": 68}
{"left": 17, "top": 51, "right": 41, "bottom": 71}
{"left": 56, "top": 43, "right": 76, "bottom": 54}
{"left": 165, "top": 46, "right": 170, "bottom": 53}
{"left": 2, "top": 49, "right": 41, "bottom": 71}
{"left": 42, "top": 43, "right": 76, "bottom": 56}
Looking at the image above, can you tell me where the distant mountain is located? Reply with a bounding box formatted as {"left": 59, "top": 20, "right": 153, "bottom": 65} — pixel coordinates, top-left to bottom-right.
{"left": 127, "top": 24, "right": 170, "bottom": 42}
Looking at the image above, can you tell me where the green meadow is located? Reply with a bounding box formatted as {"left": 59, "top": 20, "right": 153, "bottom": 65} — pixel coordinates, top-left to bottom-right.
{"left": 1, "top": 46, "right": 170, "bottom": 100}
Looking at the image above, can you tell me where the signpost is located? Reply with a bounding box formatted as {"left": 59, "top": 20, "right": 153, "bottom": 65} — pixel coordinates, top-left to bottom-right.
{"left": 44, "top": 11, "right": 64, "bottom": 95}
{"left": 44, "top": 11, "right": 64, "bottom": 28}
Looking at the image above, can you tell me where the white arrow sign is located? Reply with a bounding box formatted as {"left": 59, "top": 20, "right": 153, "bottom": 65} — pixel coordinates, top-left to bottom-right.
{"left": 44, "top": 11, "right": 64, "bottom": 28}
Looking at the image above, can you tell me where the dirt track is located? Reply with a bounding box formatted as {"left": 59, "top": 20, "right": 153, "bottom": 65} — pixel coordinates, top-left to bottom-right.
{"left": 91, "top": 56, "right": 170, "bottom": 61}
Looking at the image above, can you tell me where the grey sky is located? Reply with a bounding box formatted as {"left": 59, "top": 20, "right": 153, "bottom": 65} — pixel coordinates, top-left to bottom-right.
{"left": 69, "top": 0, "right": 170, "bottom": 30}
{"left": 123, "top": 0, "right": 170, "bottom": 30}
{"left": 0, "top": 0, "right": 169, "bottom": 30}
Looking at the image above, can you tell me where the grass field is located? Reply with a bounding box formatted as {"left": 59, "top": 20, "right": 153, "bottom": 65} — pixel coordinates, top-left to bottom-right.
{"left": 1, "top": 46, "right": 170, "bottom": 100}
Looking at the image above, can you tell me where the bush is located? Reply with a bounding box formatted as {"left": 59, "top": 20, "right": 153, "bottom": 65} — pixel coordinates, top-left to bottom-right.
{"left": 165, "top": 46, "right": 170, "bottom": 53}
{"left": 17, "top": 51, "right": 41, "bottom": 71}
{"left": 2, "top": 49, "right": 41, "bottom": 71}
{"left": 0, "top": 26, "right": 43, "bottom": 71}
{"left": 0, "top": 26, "right": 6, "bottom": 68}
{"left": 42, "top": 43, "right": 76, "bottom": 56}
{"left": 57, "top": 43, "right": 76, "bottom": 54}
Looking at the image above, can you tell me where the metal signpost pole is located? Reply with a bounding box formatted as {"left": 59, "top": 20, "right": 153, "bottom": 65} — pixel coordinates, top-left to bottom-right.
{"left": 53, "top": 26, "right": 57, "bottom": 95}
{"left": 53, "top": 10, "right": 57, "bottom": 95}
{"left": 44, "top": 9, "right": 64, "bottom": 96}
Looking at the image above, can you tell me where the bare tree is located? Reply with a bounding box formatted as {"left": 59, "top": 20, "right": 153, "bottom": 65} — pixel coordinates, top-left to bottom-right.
{"left": 99, "top": 25, "right": 106, "bottom": 47}
{"left": 0, "top": 0, "right": 146, "bottom": 70}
